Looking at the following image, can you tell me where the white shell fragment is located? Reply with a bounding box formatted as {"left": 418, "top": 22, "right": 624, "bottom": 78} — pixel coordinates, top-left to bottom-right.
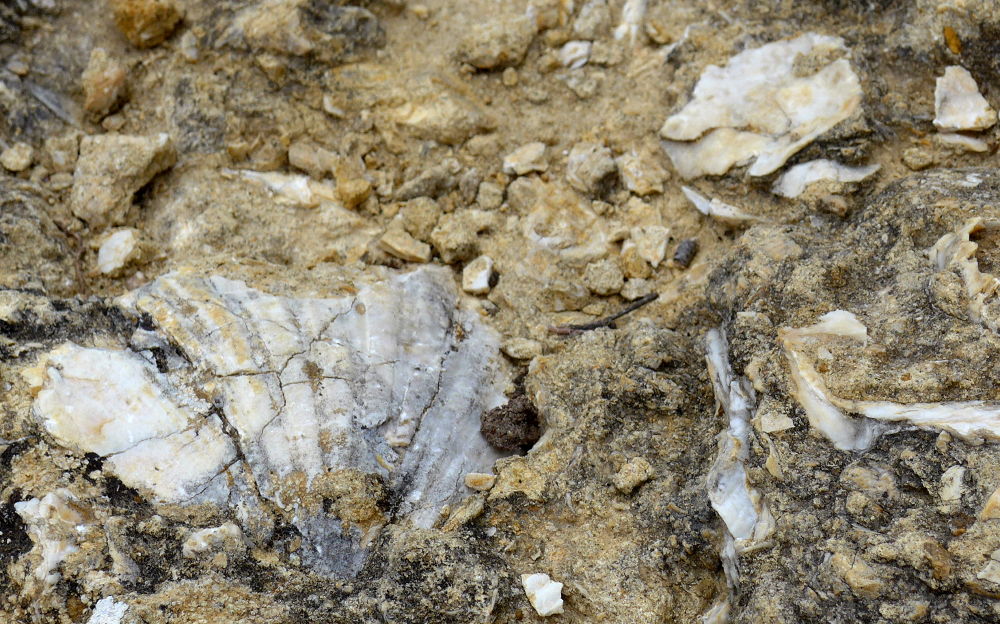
{"left": 228, "top": 169, "right": 338, "bottom": 208}
{"left": 97, "top": 229, "right": 139, "bottom": 274}
{"left": 930, "top": 218, "right": 1000, "bottom": 332}
{"left": 661, "top": 34, "right": 862, "bottom": 179}
{"left": 780, "top": 310, "right": 1000, "bottom": 451}
{"left": 704, "top": 330, "right": 775, "bottom": 557}
{"left": 521, "top": 573, "right": 565, "bottom": 616}
{"left": 23, "top": 344, "right": 236, "bottom": 503}
{"left": 933, "top": 66, "right": 997, "bottom": 132}
{"left": 462, "top": 255, "right": 494, "bottom": 294}
{"left": 936, "top": 132, "right": 989, "bottom": 153}
{"left": 559, "top": 41, "right": 591, "bottom": 69}
{"left": 772, "top": 160, "right": 879, "bottom": 198}
{"left": 182, "top": 522, "right": 246, "bottom": 558}
{"left": 86, "top": 597, "right": 129, "bottom": 624}
{"left": 613, "top": 0, "right": 646, "bottom": 41}
{"left": 25, "top": 267, "right": 511, "bottom": 570}
{"left": 681, "top": 186, "right": 760, "bottom": 224}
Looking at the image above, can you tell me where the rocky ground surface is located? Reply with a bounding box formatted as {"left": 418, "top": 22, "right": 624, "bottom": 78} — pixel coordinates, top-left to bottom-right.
{"left": 4, "top": 0, "right": 1000, "bottom": 622}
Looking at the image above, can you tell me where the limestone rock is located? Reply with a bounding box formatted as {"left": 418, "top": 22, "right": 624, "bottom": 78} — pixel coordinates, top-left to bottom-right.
{"left": 455, "top": 14, "right": 536, "bottom": 70}
{"left": 462, "top": 255, "right": 494, "bottom": 295}
{"left": 566, "top": 141, "right": 616, "bottom": 194}
{"left": 81, "top": 48, "right": 127, "bottom": 116}
{"left": 0, "top": 141, "right": 33, "bottom": 172}
{"left": 109, "top": 0, "right": 181, "bottom": 48}
{"left": 238, "top": 0, "right": 384, "bottom": 63}
{"left": 70, "top": 133, "right": 176, "bottom": 230}
{"left": 502, "top": 142, "right": 548, "bottom": 176}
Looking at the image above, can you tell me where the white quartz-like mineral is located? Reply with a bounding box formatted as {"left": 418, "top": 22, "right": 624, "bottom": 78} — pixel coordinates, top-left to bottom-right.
{"left": 661, "top": 34, "right": 862, "bottom": 179}
{"left": 933, "top": 66, "right": 997, "bottom": 132}
{"left": 521, "top": 573, "right": 564, "bottom": 616}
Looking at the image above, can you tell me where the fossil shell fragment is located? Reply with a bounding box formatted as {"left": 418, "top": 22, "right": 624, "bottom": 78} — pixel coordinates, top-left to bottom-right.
{"left": 24, "top": 266, "right": 511, "bottom": 571}
{"left": 661, "top": 33, "right": 862, "bottom": 179}
{"left": 779, "top": 310, "right": 1000, "bottom": 450}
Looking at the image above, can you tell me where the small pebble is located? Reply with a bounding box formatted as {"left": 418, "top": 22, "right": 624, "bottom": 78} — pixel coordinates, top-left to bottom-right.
{"left": 584, "top": 258, "right": 624, "bottom": 295}
{"left": 97, "top": 229, "right": 139, "bottom": 275}
{"left": 110, "top": 0, "right": 182, "bottom": 48}
{"left": 480, "top": 395, "right": 542, "bottom": 451}
{"left": 462, "top": 255, "right": 495, "bottom": 295}
{"left": 476, "top": 181, "right": 504, "bottom": 210}
{"left": 672, "top": 238, "right": 699, "bottom": 269}
{"left": 1, "top": 142, "right": 34, "bottom": 172}
{"left": 464, "top": 472, "right": 496, "bottom": 491}
{"left": 502, "top": 67, "right": 518, "bottom": 87}
{"left": 501, "top": 337, "right": 542, "bottom": 360}
{"left": 82, "top": 48, "right": 127, "bottom": 115}
{"left": 502, "top": 142, "right": 548, "bottom": 176}
{"left": 613, "top": 457, "right": 654, "bottom": 494}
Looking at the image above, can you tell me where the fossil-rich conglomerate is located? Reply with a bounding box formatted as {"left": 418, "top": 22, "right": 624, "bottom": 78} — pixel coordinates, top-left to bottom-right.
{"left": 708, "top": 168, "right": 1000, "bottom": 622}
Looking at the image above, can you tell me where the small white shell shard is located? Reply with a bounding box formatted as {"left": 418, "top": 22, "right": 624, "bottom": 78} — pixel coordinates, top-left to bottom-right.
{"left": 182, "top": 522, "right": 246, "bottom": 558}
{"left": 559, "top": 40, "right": 591, "bottom": 68}
{"left": 936, "top": 132, "right": 990, "bottom": 153}
{"left": 681, "top": 186, "right": 760, "bottom": 224}
{"left": 521, "top": 573, "right": 564, "bottom": 616}
{"left": 780, "top": 309, "right": 1000, "bottom": 450}
{"left": 772, "top": 159, "right": 880, "bottom": 198}
{"left": 613, "top": 0, "right": 646, "bottom": 41}
{"left": 228, "top": 169, "right": 338, "bottom": 208}
{"left": 661, "top": 34, "right": 862, "bottom": 178}
{"left": 97, "top": 229, "right": 138, "bottom": 274}
{"left": 933, "top": 66, "right": 997, "bottom": 132}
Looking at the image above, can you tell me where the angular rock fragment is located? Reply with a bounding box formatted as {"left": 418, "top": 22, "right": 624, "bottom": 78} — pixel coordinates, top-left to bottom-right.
{"left": 110, "top": 0, "right": 181, "bottom": 48}
{"left": 70, "top": 133, "right": 176, "bottom": 230}
{"left": 81, "top": 48, "right": 127, "bottom": 116}
{"left": 238, "top": 0, "right": 384, "bottom": 63}
{"left": 566, "top": 141, "right": 616, "bottom": 194}
{"left": 661, "top": 33, "right": 862, "bottom": 179}
{"left": 455, "top": 14, "right": 536, "bottom": 70}
{"left": 462, "top": 255, "right": 494, "bottom": 294}
{"left": 502, "top": 142, "right": 547, "bottom": 176}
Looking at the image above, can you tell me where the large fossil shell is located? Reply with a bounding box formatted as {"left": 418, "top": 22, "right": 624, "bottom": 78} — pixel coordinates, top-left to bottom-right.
{"left": 24, "top": 266, "right": 510, "bottom": 572}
